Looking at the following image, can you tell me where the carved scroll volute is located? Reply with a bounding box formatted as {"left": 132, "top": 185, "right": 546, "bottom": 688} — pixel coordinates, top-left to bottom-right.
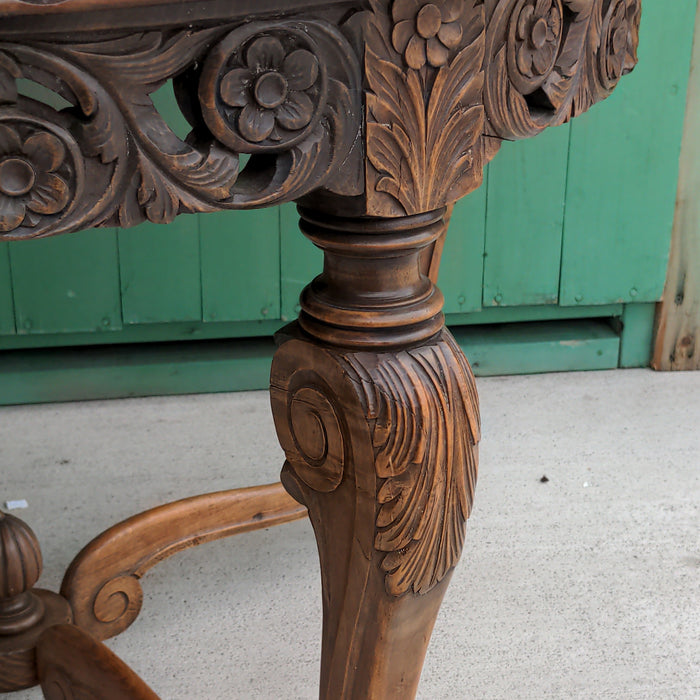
{"left": 483, "top": 0, "right": 642, "bottom": 140}
{"left": 270, "top": 334, "right": 378, "bottom": 699}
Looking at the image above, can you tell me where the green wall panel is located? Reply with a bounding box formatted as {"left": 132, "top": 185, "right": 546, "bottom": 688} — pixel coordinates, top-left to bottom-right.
{"left": 8, "top": 229, "right": 122, "bottom": 334}
{"left": 440, "top": 183, "right": 486, "bottom": 314}
{"left": 452, "top": 320, "right": 620, "bottom": 377}
{"left": 484, "top": 124, "right": 570, "bottom": 307}
{"left": 1, "top": 3, "right": 695, "bottom": 392}
{"left": 200, "top": 207, "right": 281, "bottom": 323}
{"left": 280, "top": 203, "right": 322, "bottom": 322}
{"left": 0, "top": 243, "right": 15, "bottom": 335}
{"left": 118, "top": 216, "right": 202, "bottom": 324}
{"left": 559, "top": 0, "right": 697, "bottom": 307}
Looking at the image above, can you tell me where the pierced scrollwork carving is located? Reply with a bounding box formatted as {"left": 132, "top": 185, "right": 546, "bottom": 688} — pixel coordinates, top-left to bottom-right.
{"left": 362, "top": 0, "right": 640, "bottom": 216}
{"left": 0, "top": 1, "right": 641, "bottom": 232}
{"left": 0, "top": 17, "right": 362, "bottom": 239}
{"left": 484, "top": 0, "right": 642, "bottom": 140}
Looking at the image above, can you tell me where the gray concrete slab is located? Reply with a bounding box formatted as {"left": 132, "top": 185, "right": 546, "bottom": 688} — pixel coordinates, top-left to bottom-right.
{"left": 1, "top": 369, "right": 698, "bottom": 699}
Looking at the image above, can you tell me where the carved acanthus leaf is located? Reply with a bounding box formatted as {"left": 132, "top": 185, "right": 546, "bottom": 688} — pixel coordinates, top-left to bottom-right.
{"left": 365, "top": 0, "right": 486, "bottom": 216}
{"left": 348, "top": 331, "right": 480, "bottom": 596}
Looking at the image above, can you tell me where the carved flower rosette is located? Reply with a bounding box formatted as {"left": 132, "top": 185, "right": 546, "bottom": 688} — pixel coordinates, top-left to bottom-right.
{"left": 0, "top": 122, "right": 74, "bottom": 233}
{"left": 484, "top": 0, "right": 642, "bottom": 140}
{"left": 391, "top": 0, "right": 466, "bottom": 70}
{"left": 0, "top": 17, "right": 361, "bottom": 239}
{"left": 364, "top": 0, "right": 487, "bottom": 217}
{"left": 507, "top": 0, "right": 563, "bottom": 95}
{"left": 199, "top": 29, "right": 325, "bottom": 152}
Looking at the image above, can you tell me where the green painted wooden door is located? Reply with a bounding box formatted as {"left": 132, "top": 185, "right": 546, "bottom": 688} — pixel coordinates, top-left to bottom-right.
{"left": 0, "top": 0, "right": 696, "bottom": 399}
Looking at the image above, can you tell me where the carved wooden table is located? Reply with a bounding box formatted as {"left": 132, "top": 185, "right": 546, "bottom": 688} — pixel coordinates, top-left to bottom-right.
{"left": 0, "top": 1, "right": 640, "bottom": 697}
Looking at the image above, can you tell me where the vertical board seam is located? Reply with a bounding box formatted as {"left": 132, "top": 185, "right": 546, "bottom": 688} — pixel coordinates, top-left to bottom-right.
{"left": 480, "top": 163, "right": 491, "bottom": 309}
{"left": 5, "top": 243, "right": 18, "bottom": 334}
{"left": 197, "top": 213, "right": 204, "bottom": 323}
{"left": 557, "top": 122, "right": 575, "bottom": 309}
{"left": 114, "top": 228, "right": 125, "bottom": 328}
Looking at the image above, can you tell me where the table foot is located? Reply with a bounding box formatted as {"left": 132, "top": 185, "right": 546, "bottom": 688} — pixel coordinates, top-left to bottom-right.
{"left": 0, "top": 512, "right": 72, "bottom": 693}
{"left": 61, "top": 483, "right": 306, "bottom": 641}
{"left": 37, "top": 624, "right": 159, "bottom": 700}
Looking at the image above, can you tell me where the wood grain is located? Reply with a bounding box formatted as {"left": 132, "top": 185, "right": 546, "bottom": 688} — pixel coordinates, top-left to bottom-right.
{"left": 271, "top": 207, "right": 480, "bottom": 698}
{"left": 37, "top": 624, "right": 160, "bottom": 700}
{"left": 61, "top": 483, "right": 306, "bottom": 641}
{"left": 653, "top": 5, "right": 700, "bottom": 370}
{"left": 0, "top": 1, "right": 641, "bottom": 697}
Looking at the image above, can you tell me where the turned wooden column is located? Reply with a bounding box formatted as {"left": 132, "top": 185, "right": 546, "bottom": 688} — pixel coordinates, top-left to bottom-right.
{"left": 0, "top": 512, "right": 72, "bottom": 692}
{"left": 271, "top": 207, "right": 479, "bottom": 698}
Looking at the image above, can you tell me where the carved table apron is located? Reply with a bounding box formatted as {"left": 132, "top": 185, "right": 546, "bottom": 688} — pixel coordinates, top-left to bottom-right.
{"left": 0, "top": 1, "right": 640, "bottom": 697}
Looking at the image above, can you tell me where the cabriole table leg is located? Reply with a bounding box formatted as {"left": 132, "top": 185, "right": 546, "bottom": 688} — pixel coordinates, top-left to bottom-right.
{"left": 270, "top": 207, "right": 480, "bottom": 699}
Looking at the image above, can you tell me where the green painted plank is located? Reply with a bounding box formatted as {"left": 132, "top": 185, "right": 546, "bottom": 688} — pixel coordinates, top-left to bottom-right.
{"left": 116, "top": 81, "right": 202, "bottom": 325}
{"left": 619, "top": 303, "right": 656, "bottom": 368}
{"left": 440, "top": 180, "right": 487, "bottom": 314}
{"left": 280, "top": 203, "right": 322, "bottom": 322}
{"left": 452, "top": 320, "right": 620, "bottom": 376}
{"left": 0, "top": 304, "right": 623, "bottom": 350}
{"left": 200, "top": 208, "right": 281, "bottom": 323}
{"left": 0, "top": 319, "right": 621, "bottom": 404}
{"left": 560, "top": 0, "right": 697, "bottom": 307}
{"left": 8, "top": 229, "right": 122, "bottom": 334}
{"left": 483, "top": 123, "right": 570, "bottom": 307}
{"left": 0, "top": 243, "right": 15, "bottom": 335}
{"left": 0, "top": 339, "right": 275, "bottom": 406}
{"left": 447, "top": 303, "right": 623, "bottom": 326}
{"left": 0, "top": 319, "right": 284, "bottom": 350}
{"left": 118, "top": 216, "right": 202, "bottom": 324}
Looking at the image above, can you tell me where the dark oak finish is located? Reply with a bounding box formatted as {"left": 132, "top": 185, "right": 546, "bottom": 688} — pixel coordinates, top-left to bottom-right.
{"left": 0, "top": 0, "right": 640, "bottom": 697}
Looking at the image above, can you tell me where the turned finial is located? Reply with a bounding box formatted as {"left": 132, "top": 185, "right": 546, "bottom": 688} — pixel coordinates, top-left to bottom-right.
{"left": 0, "top": 511, "right": 45, "bottom": 635}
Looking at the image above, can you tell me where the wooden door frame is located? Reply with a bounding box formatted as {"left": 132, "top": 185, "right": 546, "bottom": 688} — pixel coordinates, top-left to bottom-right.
{"left": 653, "top": 1, "right": 700, "bottom": 370}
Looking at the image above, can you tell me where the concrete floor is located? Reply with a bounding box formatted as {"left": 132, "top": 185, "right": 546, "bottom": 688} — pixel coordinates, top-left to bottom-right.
{"left": 2, "top": 369, "right": 699, "bottom": 699}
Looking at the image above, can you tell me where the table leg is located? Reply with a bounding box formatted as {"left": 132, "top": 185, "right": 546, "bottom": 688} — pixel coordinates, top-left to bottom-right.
{"left": 270, "top": 206, "right": 480, "bottom": 699}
